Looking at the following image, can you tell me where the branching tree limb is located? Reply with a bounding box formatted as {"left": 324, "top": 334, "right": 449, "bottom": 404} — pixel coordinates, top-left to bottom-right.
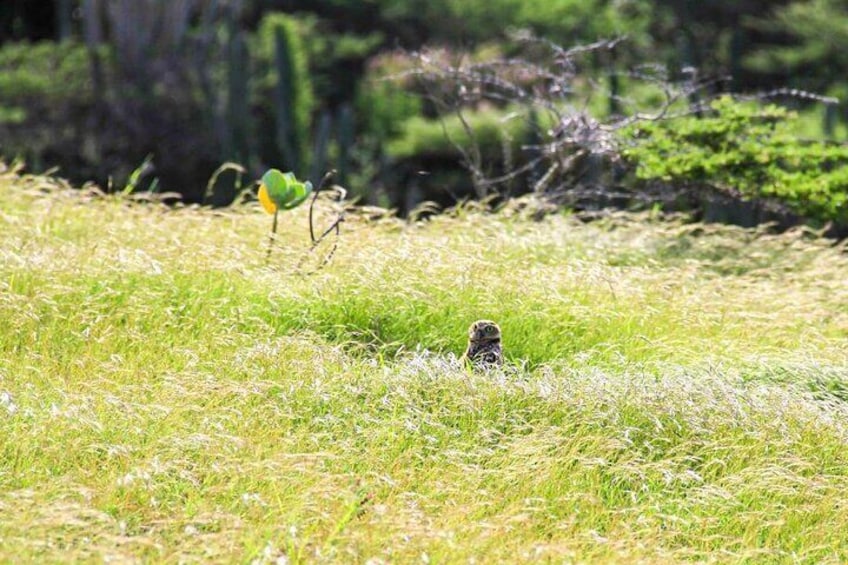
{"left": 399, "top": 33, "right": 726, "bottom": 206}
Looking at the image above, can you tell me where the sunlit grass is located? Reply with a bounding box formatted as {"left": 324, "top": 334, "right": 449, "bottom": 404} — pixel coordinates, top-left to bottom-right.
{"left": 2, "top": 164, "right": 848, "bottom": 562}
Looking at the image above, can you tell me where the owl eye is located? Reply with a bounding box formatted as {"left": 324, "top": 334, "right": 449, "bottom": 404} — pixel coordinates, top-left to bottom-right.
{"left": 485, "top": 325, "right": 497, "bottom": 335}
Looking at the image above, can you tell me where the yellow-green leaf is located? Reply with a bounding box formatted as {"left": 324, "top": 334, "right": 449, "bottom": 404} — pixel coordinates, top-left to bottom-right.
{"left": 258, "top": 183, "right": 277, "bottom": 214}
{"left": 261, "top": 169, "right": 294, "bottom": 208}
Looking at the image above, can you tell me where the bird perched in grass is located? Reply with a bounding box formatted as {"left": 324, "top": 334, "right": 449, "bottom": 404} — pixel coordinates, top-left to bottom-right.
{"left": 461, "top": 320, "right": 504, "bottom": 368}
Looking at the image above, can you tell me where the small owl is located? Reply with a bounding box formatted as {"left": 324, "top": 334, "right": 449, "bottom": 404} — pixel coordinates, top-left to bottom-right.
{"left": 461, "top": 320, "right": 504, "bottom": 368}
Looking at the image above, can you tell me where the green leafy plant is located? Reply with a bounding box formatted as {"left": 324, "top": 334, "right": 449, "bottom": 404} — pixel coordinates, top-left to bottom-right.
{"left": 258, "top": 168, "right": 345, "bottom": 270}
{"left": 258, "top": 169, "right": 313, "bottom": 258}
{"left": 622, "top": 97, "right": 848, "bottom": 225}
{"left": 259, "top": 168, "right": 314, "bottom": 212}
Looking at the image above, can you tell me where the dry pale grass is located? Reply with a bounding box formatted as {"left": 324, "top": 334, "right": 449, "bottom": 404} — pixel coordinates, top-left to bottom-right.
{"left": 2, "top": 164, "right": 848, "bottom": 563}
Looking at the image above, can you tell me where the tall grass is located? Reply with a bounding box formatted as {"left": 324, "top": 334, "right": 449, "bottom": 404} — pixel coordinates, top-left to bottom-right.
{"left": 2, "top": 166, "right": 848, "bottom": 562}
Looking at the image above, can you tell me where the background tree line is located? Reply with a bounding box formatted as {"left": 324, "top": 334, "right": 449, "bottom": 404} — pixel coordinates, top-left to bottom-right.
{"left": 1, "top": 0, "right": 846, "bottom": 212}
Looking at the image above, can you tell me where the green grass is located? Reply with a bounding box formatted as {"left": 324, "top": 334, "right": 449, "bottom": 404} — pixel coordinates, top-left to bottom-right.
{"left": 2, "top": 164, "right": 848, "bottom": 563}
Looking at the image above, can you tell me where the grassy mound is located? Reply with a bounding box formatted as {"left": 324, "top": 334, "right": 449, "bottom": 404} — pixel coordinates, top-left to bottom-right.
{"left": 2, "top": 166, "right": 848, "bottom": 562}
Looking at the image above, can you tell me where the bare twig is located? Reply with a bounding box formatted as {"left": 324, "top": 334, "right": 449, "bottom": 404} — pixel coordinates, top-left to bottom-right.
{"left": 309, "top": 170, "right": 338, "bottom": 243}
{"left": 394, "top": 32, "right": 838, "bottom": 210}
{"left": 401, "top": 34, "right": 718, "bottom": 204}
{"left": 297, "top": 170, "right": 346, "bottom": 275}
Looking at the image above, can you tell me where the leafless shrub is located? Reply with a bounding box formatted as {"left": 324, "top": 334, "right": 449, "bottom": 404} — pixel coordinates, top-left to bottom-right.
{"left": 401, "top": 33, "right": 717, "bottom": 207}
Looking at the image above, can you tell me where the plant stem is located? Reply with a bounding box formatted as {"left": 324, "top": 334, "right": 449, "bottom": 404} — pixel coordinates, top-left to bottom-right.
{"left": 309, "top": 170, "right": 337, "bottom": 243}
{"left": 267, "top": 209, "right": 279, "bottom": 260}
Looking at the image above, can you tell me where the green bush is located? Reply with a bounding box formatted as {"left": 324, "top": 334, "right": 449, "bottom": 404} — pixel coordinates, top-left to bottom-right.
{"left": 355, "top": 53, "right": 422, "bottom": 143}
{"left": 372, "top": 0, "right": 651, "bottom": 47}
{"left": 0, "top": 39, "right": 222, "bottom": 196}
{"left": 0, "top": 41, "right": 94, "bottom": 170}
{"left": 387, "top": 107, "right": 551, "bottom": 160}
{"left": 0, "top": 41, "right": 92, "bottom": 107}
{"left": 622, "top": 97, "right": 848, "bottom": 224}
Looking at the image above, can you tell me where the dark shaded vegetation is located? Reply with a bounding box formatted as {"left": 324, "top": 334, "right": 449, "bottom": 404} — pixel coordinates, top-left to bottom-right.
{"left": 1, "top": 0, "right": 847, "bottom": 228}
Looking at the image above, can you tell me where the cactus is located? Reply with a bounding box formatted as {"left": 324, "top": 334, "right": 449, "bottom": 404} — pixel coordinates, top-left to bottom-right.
{"left": 205, "top": 14, "right": 252, "bottom": 206}
{"left": 226, "top": 19, "right": 251, "bottom": 167}
{"left": 56, "top": 0, "right": 73, "bottom": 41}
{"left": 265, "top": 14, "right": 313, "bottom": 177}
{"left": 336, "top": 103, "right": 354, "bottom": 187}
{"left": 273, "top": 24, "right": 297, "bottom": 173}
{"left": 309, "top": 111, "right": 332, "bottom": 185}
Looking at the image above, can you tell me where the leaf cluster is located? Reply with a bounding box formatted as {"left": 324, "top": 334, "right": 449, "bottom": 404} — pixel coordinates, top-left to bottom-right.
{"left": 386, "top": 108, "right": 540, "bottom": 160}
{"left": 0, "top": 41, "right": 94, "bottom": 124}
{"left": 623, "top": 97, "right": 848, "bottom": 223}
{"left": 258, "top": 169, "right": 313, "bottom": 213}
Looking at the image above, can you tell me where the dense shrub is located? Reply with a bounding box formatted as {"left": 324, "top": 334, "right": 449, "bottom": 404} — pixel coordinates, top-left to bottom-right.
{"left": 0, "top": 42, "right": 95, "bottom": 174}
{"left": 386, "top": 109, "right": 532, "bottom": 160}
{"left": 0, "top": 39, "right": 221, "bottom": 196}
{"left": 622, "top": 97, "right": 848, "bottom": 224}
{"left": 355, "top": 52, "right": 422, "bottom": 144}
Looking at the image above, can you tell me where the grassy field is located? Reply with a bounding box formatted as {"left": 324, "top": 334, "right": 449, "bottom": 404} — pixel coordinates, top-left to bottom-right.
{"left": 2, "top": 164, "right": 848, "bottom": 563}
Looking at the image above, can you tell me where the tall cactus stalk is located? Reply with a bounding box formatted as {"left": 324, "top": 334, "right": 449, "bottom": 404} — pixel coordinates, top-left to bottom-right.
{"left": 56, "top": 0, "right": 73, "bottom": 41}
{"left": 310, "top": 111, "right": 332, "bottom": 184}
{"left": 253, "top": 14, "right": 313, "bottom": 177}
{"left": 274, "top": 25, "right": 303, "bottom": 174}
{"left": 336, "top": 103, "right": 354, "bottom": 187}
{"left": 226, "top": 17, "right": 251, "bottom": 167}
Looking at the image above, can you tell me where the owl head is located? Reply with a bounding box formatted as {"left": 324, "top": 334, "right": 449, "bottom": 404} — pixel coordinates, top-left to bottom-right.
{"left": 468, "top": 320, "right": 502, "bottom": 343}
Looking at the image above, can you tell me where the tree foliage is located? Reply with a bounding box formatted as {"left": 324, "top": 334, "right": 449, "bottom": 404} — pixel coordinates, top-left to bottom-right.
{"left": 1, "top": 0, "right": 847, "bottom": 221}
{"left": 747, "top": 0, "right": 848, "bottom": 94}
{"left": 623, "top": 97, "right": 848, "bottom": 223}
